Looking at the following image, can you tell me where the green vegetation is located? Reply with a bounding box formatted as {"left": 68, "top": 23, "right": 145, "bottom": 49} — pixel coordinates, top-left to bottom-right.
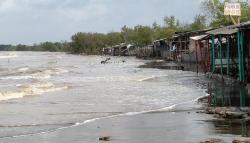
{"left": 0, "top": 42, "right": 72, "bottom": 52}
{"left": 0, "top": 0, "right": 249, "bottom": 55}
{"left": 202, "top": 0, "right": 250, "bottom": 27}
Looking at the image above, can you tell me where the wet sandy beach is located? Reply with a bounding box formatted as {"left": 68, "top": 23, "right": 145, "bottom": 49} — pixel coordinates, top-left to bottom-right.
{"left": 0, "top": 105, "right": 237, "bottom": 143}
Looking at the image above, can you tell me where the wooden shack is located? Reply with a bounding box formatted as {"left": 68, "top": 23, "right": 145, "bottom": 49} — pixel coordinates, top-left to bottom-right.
{"left": 119, "top": 44, "right": 128, "bottom": 56}
{"left": 206, "top": 21, "right": 250, "bottom": 83}
{"left": 170, "top": 30, "right": 211, "bottom": 62}
{"left": 152, "top": 38, "right": 170, "bottom": 59}
{"left": 170, "top": 32, "right": 190, "bottom": 61}
{"left": 111, "top": 45, "right": 121, "bottom": 56}
{"left": 135, "top": 45, "right": 154, "bottom": 58}
{"left": 166, "top": 29, "right": 212, "bottom": 73}
{"left": 102, "top": 47, "right": 112, "bottom": 55}
{"left": 127, "top": 44, "right": 136, "bottom": 56}
{"left": 189, "top": 34, "right": 210, "bottom": 73}
{"left": 105, "top": 43, "right": 137, "bottom": 56}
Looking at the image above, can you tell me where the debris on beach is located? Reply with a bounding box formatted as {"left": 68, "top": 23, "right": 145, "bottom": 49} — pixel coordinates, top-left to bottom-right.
{"left": 199, "top": 138, "right": 226, "bottom": 143}
{"left": 232, "top": 138, "right": 250, "bottom": 143}
{"left": 205, "top": 107, "right": 248, "bottom": 119}
{"left": 99, "top": 136, "right": 111, "bottom": 141}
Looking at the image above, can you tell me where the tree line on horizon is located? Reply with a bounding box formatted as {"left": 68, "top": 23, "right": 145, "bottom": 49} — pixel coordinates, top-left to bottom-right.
{"left": 0, "top": 0, "right": 250, "bottom": 54}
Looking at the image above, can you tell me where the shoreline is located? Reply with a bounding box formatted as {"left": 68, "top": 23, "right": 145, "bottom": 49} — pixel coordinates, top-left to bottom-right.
{"left": 0, "top": 96, "right": 246, "bottom": 143}
{"left": 138, "top": 60, "right": 250, "bottom": 142}
{"left": 0, "top": 95, "right": 203, "bottom": 140}
{"left": 0, "top": 54, "right": 249, "bottom": 142}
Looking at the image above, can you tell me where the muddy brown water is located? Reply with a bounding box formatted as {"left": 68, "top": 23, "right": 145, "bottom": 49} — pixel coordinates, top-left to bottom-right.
{"left": 0, "top": 51, "right": 249, "bottom": 142}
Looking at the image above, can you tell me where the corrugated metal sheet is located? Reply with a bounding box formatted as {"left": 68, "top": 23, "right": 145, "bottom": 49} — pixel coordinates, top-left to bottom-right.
{"left": 206, "top": 26, "right": 238, "bottom": 35}
{"left": 190, "top": 35, "right": 208, "bottom": 41}
{"left": 240, "top": 21, "right": 250, "bottom": 27}
{"left": 153, "top": 38, "right": 167, "bottom": 43}
{"left": 206, "top": 21, "right": 250, "bottom": 35}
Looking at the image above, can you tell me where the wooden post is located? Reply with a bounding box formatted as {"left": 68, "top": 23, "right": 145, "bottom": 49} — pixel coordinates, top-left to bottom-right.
{"left": 219, "top": 35, "right": 223, "bottom": 75}
{"left": 237, "top": 31, "right": 242, "bottom": 81}
{"left": 226, "top": 35, "right": 230, "bottom": 76}
{"left": 240, "top": 89, "right": 245, "bottom": 107}
{"left": 196, "top": 41, "right": 199, "bottom": 75}
{"left": 241, "top": 31, "right": 245, "bottom": 82}
{"left": 211, "top": 35, "right": 215, "bottom": 73}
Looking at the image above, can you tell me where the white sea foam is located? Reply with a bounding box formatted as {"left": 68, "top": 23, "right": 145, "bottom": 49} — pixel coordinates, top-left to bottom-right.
{"left": 137, "top": 76, "right": 156, "bottom": 82}
{"left": 17, "top": 67, "right": 29, "bottom": 72}
{"left": 0, "top": 101, "right": 184, "bottom": 139}
{"left": 0, "top": 68, "right": 68, "bottom": 80}
{"left": 22, "top": 82, "right": 68, "bottom": 95}
{"left": 0, "top": 53, "right": 17, "bottom": 59}
{"left": 15, "top": 84, "right": 22, "bottom": 87}
{"left": 0, "top": 75, "right": 44, "bottom": 80}
{"left": 71, "top": 95, "right": 206, "bottom": 127}
{"left": 0, "top": 92, "right": 25, "bottom": 101}
{"left": 76, "top": 75, "right": 167, "bottom": 83}
{"left": 0, "top": 82, "right": 68, "bottom": 101}
{"left": 137, "top": 75, "right": 170, "bottom": 82}
{"left": 29, "top": 68, "right": 68, "bottom": 79}
{"left": 0, "top": 94, "right": 205, "bottom": 139}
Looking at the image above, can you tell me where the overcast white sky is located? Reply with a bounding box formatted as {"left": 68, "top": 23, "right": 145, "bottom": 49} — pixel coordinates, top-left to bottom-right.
{"left": 0, "top": 0, "right": 202, "bottom": 45}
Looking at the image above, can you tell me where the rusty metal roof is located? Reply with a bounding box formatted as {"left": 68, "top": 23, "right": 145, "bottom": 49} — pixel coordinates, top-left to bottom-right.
{"left": 206, "top": 26, "right": 238, "bottom": 35}
{"left": 153, "top": 38, "right": 167, "bottom": 43}
{"left": 206, "top": 21, "right": 250, "bottom": 35}
{"left": 240, "top": 21, "right": 250, "bottom": 28}
{"left": 190, "top": 34, "right": 209, "bottom": 41}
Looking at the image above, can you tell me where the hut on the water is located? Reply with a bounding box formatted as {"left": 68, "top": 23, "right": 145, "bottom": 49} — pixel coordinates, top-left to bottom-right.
{"left": 103, "top": 43, "right": 136, "bottom": 56}
{"left": 135, "top": 45, "right": 154, "bottom": 58}
{"left": 152, "top": 38, "right": 170, "bottom": 59}
{"left": 205, "top": 21, "right": 250, "bottom": 83}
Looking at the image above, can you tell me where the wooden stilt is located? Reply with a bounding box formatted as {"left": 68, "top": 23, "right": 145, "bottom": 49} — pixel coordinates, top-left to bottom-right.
{"left": 226, "top": 35, "right": 230, "bottom": 76}
{"left": 219, "top": 35, "right": 223, "bottom": 75}
{"left": 211, "top": 35, "right": 215, "bottom": 73}
{"left": 238, "top": 31, "right": 242, "bottom": 81}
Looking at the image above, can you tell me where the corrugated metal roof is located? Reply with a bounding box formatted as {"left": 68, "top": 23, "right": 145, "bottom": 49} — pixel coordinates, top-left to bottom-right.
{"left": 153, "top": 38, "right": 167, "bottom": 43}
{"left": 206, "top": 26, "right": 238, "bottom": 35}
{"left": 240, "top": 21, "right": 250, "bottom": 27}
{"left": 190, "top": 34, "right": 209, "bottom": 41}
{"left": 206, "top": 21, "right": 250, "bottom": 35}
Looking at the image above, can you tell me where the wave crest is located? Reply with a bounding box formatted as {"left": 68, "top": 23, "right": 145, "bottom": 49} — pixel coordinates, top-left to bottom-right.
{"left": 0, "top": 68, "right": 68, "bottom": 80}
{"left": 0, "top": 53, "right": 17, "bottom": 59}
{"left": 0, "top": 82, "right": 68, "bottom": 101}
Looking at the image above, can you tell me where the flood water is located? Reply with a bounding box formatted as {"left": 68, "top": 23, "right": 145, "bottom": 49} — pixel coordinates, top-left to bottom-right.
{"left": 206, "top": 80, "right": 250, "bottom": 138}
{"left": 208, "top": 81, "right": 250, "bottom": 107}
{"left": 0, "top": 51, "right": 212, "bottom": 140}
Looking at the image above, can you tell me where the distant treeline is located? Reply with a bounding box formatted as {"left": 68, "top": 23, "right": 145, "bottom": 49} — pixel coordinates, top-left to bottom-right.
{"left": 0, "top": 42, "right": 72, "bottom": 52}
{"left": 0, "top": 0, "right": 249, "bottom": 55}
{"left": 0, "top": 15, "right": 207, "bottom": 54}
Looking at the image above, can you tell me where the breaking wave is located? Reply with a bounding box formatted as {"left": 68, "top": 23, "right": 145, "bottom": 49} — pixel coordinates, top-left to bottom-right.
{"left": 0, "top": 82, "right": 68, "bottom": 101}
{"left": 0, "top": 53, "right": 17, "bottom": 59}
{"left": 137, "top": 75, "right": 169, "bottom": 82}
{"left": 0, "top": 68, "right": 68, "bottom": 80}
{"left": 137, "top": 76, "right": 156, "bottom": 82}
{"left": 0, "top": 94, "right": 205, "bottom": 139}
{"left": 72, "top": 75, "right": 168, "bottom": 83}
{"left": 17, "top": 67, "right": 29, "bottom": 72}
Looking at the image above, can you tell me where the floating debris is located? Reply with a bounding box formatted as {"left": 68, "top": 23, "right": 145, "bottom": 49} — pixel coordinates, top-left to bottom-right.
{"left": 99, "top": 136, "right": 111, "bottom": 141}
